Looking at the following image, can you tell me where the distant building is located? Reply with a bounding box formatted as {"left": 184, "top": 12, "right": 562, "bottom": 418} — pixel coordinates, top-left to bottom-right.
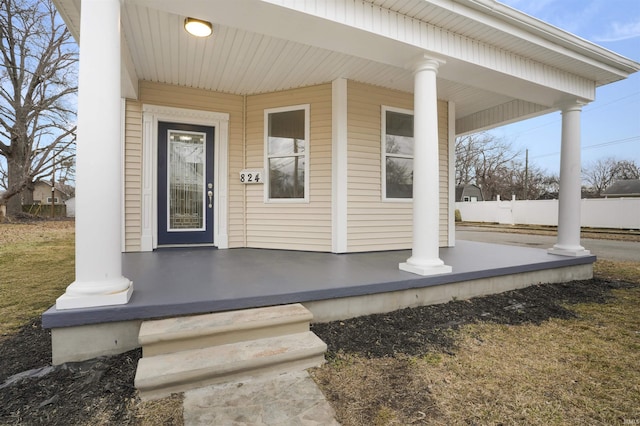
{"left": 455, "top": 184, "right": 484, "bottom": 202}
{"left": 602, "top": 179, "right": 640, "bottom": 198}
{"left": 22, "top": 181, "right": 70, "bottom": 205}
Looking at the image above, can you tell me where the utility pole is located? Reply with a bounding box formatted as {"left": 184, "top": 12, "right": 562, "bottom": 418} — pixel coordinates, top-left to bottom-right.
{"left": 51, "top": 163, "right": 55, "bottom": 218}
{"left": 524, "top": 148, "right": 529, "bottom": 200}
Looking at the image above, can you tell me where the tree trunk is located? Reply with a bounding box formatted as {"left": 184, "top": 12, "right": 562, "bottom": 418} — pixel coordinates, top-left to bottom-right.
{"left": 5, "top": 152, "right": 28, "bottom": 216}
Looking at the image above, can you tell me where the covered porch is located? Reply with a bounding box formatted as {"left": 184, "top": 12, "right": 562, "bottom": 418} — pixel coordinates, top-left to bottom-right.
{"left": 42, "top": 240, "right": 594, "bottom": 362}
{"left": 47, "top": 0, "right": 637, "bottom": 363}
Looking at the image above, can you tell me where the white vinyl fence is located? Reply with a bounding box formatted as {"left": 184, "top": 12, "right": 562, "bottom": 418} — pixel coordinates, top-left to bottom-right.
{"left": 456, "top": 198, "right": 640, "bottom": 230}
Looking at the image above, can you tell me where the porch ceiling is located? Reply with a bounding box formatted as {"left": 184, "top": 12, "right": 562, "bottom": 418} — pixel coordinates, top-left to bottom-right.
{"left": 118, "top": 2, "right": 521, "bottom": 120}
{"left": 54, "top": 0, "right": 639, "bottom": 133}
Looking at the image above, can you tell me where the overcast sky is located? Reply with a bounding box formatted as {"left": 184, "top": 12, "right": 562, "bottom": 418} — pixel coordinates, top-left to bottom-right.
{"left": 490, "top": 0, "right": 640, "bottom": 175}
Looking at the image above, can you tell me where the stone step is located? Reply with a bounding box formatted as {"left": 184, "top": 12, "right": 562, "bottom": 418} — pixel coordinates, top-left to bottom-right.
{"left": 135, "top": 331, "right": 327, "bottom": 400}
{"left": 139, "top": 304, "right": 313, "bottom": 357}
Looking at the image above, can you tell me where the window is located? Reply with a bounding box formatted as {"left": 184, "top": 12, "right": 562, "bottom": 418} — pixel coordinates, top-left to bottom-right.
{"left": 265, "top": 105, "right": 309, "bottom": 201}
{"left": 383, "top": 107, "right": 414, "bottom": 200}
{"left": 47, "top": 197, "right": 59, "bottom": 204}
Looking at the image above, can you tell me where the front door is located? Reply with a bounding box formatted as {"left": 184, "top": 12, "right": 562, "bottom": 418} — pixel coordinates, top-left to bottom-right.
{"left": 158, "top": 122, "right": 214, "bottom": 245}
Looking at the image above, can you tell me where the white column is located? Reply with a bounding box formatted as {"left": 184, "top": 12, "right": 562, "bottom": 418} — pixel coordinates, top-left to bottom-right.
{"left": 548, "top": 101, "right": 591, "bottom": 257}
{"left": 56, "top": 0, "right": 132, "bottom": 309}
{"left": 400, "top": 58, "right": 452, "bottom": 276}
{"left": 332, "top": 78, "right": 348, "bottom": 253}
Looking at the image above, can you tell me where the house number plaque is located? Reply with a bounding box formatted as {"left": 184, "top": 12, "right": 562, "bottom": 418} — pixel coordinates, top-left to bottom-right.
{"left": 239, "top": 169, "right": 264, "bottom": 184}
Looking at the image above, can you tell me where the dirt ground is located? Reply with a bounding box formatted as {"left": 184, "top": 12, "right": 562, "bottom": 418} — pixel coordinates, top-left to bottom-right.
{"left": 1, "top": 277, "right": 635, "bottom": 425}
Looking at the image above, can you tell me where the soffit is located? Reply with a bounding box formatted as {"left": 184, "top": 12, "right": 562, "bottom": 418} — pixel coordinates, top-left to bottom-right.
{"left": 121, "top": 3, "right": 509, "bottom": 119}
{"left": 55, "top": 0, "right": 638, "bottom": 131}
{"left": 369, "top": 0, "right": 638, "bottom": 85}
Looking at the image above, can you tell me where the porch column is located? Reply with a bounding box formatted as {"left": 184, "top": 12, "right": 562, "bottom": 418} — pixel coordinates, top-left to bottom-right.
{"left": 56, "top": 0, "right": 132, "bottom": 309}
{"left": 548, "top": 101, "right": 591, "bottom": 257}
{"left": 400, "top": 57, "right": 452, "bottom": 276}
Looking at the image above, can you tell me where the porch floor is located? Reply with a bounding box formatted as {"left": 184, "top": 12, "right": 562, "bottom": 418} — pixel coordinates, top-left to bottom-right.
{"left": 42, "top": 241, "right": 595, "bottom": 329}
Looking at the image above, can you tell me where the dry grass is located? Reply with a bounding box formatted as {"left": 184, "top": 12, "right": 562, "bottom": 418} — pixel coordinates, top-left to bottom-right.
{"left": 458, "top": 222, "right": 640, "bottom": 242}
{"left": 133, "top": 393, "right": 184, "bottom": 426}
{"left": 0, "top": 221, "right": 75, "bottom": 336}
{"left": 594, "top": 259, "right": 640, "bottom": 284}
{"left": 312, "top": 355, "right": 442, "bottom": 425}
{"left": 421, "top": 287, "right": 640, "bottom": 424}
{"left": 314, "top": 260, "right": 640, "bottom": 425}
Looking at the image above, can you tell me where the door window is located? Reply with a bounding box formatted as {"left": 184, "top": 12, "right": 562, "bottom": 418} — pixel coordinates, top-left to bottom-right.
{"left": 168, "top": 131, "right": 206, "bottom": 231}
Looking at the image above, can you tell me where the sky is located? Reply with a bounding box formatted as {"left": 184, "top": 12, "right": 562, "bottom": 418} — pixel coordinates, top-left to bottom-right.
{"left": 489, "top": 0, "right": 640, "bottom": 176}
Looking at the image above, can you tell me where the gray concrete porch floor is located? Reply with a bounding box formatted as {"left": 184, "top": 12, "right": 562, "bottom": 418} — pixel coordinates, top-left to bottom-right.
{"left": 42, "top": 240, "right": 595, "bottom": 329}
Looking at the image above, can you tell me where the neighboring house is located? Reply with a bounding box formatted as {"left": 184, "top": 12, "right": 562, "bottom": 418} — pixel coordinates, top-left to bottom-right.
{"left": 65, "top": 197, "right": 76, "bottom": 217}
{"left": 47, "top": 0, "right": 639, "bottom": 364}
{"left": 23, "top": 181, "right": 69, "bottom": 205}
{"left": 602, "top": 179, "right": 640, "bottom": 198}
{"left": 455, "top": 184, "right": 483, "bottom": 202}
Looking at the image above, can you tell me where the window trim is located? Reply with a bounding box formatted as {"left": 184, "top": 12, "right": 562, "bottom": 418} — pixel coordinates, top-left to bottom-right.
{"left": 264, "top": 104, "right": 310, "bottom": 203}
{"left": 381, "top": 105, "right": 414, "bottom": 202}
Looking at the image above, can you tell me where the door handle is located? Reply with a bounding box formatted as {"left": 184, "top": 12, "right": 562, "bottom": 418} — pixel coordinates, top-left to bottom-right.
{"left": 207, "top": 190, "right": 213, "bottom": 208}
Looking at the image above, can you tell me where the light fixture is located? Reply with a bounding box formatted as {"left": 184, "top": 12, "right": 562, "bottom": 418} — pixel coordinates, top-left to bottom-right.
{"left": 184, "top": 17, "right": 213, "bottom": 37}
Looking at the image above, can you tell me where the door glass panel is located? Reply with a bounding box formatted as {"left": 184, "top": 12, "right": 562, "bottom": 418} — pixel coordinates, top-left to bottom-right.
{"left": 168, "top": 131, "right": 206, "bottom": 231}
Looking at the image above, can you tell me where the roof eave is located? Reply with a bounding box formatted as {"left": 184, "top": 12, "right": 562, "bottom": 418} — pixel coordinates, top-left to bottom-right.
{"left": 454, "top": 0, "right": 640, "bottom": 82}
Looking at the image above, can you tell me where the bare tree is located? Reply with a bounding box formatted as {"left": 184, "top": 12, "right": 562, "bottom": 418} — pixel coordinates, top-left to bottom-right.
{"left": 582, "top": 157, "right": 639, "bottom": 197}
{"left": 0, "top": 0, "right": 77, "bottom": 216}
{"left": 456, "top": 132, "right": 562, "bottom": 200}
{"left": 613, "top": 159, "right": 640, "bottom": 180}
{"left": 455, "top": 132, "right": 521, "bottom": 200}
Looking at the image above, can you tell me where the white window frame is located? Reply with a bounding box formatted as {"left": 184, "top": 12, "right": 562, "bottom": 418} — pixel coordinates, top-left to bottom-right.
{"left": 47, "top": 197, "right": 60, "bottom": 204}
{"left": 381, "top": 105, "right": 414, "bottom": 202}
{"left": 264, "top": 104, "right": 310, "bottom": 203}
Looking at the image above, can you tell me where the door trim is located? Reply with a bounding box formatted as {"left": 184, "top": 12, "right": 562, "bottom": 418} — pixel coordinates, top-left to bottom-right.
{"left": 142, "top": 104, "right": 229, "bottom": 251}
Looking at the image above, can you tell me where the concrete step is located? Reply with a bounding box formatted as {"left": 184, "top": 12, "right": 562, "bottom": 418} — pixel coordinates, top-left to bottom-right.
{"left": 135, "top": 331, "right": 327, "bottom": 400}
{"left": 139, "top": 303, "right": 313, "bottom": 357}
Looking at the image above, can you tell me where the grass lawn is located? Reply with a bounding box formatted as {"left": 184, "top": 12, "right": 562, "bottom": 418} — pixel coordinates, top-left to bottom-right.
{"left": 0, "top": 220, "right": 74, "bottom": 336}
{"left": 313, "top": 261, "right": 640, "bottom": 425}
{"left": 1, "top": 221, "right": 639, "bottom": 425}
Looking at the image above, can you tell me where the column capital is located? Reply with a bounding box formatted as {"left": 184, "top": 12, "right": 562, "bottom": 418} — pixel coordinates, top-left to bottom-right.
{"left": 409, "top": 53, "right": 446, "bottom": 74}
{"left": 556, "top": 99, "right": 589, "bottom": 113}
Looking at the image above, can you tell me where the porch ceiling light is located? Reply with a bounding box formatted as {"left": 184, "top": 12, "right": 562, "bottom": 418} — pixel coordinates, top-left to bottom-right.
{"left": 184, "top": 17, "right": 213, "bottom": 37}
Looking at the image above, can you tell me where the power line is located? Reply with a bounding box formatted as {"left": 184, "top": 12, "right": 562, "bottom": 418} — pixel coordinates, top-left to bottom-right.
{"left": 502, "top": 91, "right": 640, "bottom": 138}
{"left": 529, "top": 135, "right": 640, "bottom": 160}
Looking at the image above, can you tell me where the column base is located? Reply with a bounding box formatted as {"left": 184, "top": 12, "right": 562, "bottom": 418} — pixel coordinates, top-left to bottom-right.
{"left": 399, "top": 262, "right": 452, "bottom": 276}
{"left": 548, "top": 246, "right": 591, "bottom": 257}
{"left": 56, "top": 281, "right": 133, "bottom": 310}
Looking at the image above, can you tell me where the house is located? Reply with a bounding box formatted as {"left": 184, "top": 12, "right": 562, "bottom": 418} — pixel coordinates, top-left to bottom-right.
{"left": 602, "top": 179, "right": 640, "bottom": 198}
{"left": 46, "top": 0, "right": 639, "bottom": 365}
{"left": 65, "top": 197, "right": 76, "bottom": 217}
{"left": 455, "top": 184, "right": 483, "bottom": 202}
{"left": 22, "top": 181, "right": 69, "bottom": 205}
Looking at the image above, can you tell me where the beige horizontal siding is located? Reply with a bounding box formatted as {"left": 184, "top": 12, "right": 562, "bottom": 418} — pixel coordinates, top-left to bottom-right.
{"left": 439, "top": 100, "right": 450, "bottom": 245}
{"left": 124, "top": 100, "right": 142, "bottom": 252}
{"left": 137, "top": 81, "right": 245, "bottom": 248}
{"left": 244, "top": 84, "right": 332, "bottom": 251}
{"left": 346, "top": 81, "right": 449, "bottom": 252}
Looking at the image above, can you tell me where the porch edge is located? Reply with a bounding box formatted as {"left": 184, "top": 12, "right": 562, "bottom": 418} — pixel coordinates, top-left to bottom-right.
{"left": 303, "top": 263, "right": 593, "bottom": 323}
